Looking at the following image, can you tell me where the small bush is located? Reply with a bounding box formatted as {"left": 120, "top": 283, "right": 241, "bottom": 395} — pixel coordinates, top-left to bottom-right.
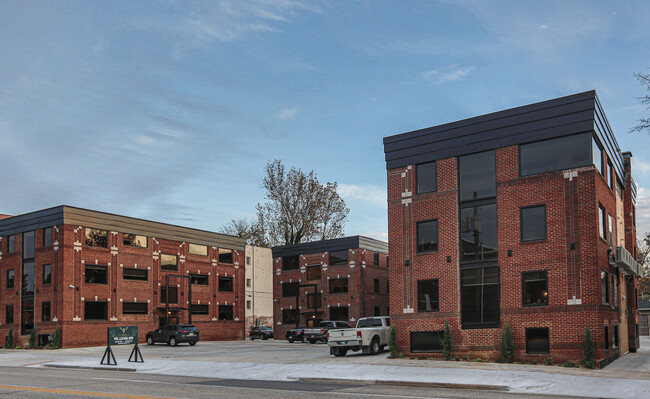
{"left": 500, "top": 323, "right": 515, "bottom": 363}
{"left": 544, "top": 357, "right": 554, "bottom": 365}
{"left": 15, "top": 345, "right": 22, "bottom": 349}
{"left": 6, "top": 327, "right": 13, "bottom": 349}
{"left": 388, "top": 326, "right": 398, "bottom": 359}
{"left": 52, "top": 325, "right": 61, "bottom": 349}
{"left": 583, "top": 326, "right": 595, "bottom": 369}
{"left": 29, "top": 327, "right": 37, "bottom": 349}
{"left": 563, "top": 361, "right": 577, "bottom": 368}
{"left": 443, "top": 321, "right": 453, "bottom": 360}
{"left": 475, "top": 358, "right": 484, "bottom": 362}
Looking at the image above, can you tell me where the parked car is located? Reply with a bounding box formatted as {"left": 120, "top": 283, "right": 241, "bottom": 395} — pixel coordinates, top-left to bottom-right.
{"left": 285, "top": 327, "right": 305, "bottom": 343}
{"left": 146, "top": 324, "right": 199, "bottom": 346}
{"left": 304, "top": 321, "right": 351, "bottom": 344}
{"left": 327, "top": 316, "right": 390, "bottom": 356}
{"left": 250, "top": 326, "right": 274, "bottom": 340}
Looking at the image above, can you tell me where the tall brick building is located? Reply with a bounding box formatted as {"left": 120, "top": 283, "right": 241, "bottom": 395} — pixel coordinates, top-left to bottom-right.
{"left": 0, "top": 206, "right": 246, "bottom": 347}
{"left": 383, "top": 91, "right": 641, "bottom": 367}
{"left": 272, "top": 236, "right": 388, "bottom": 338}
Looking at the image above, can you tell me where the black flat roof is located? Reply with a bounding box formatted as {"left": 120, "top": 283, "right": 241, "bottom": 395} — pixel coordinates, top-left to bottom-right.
{"left": 272, "top": 235, "right": 388, "bottom": 258}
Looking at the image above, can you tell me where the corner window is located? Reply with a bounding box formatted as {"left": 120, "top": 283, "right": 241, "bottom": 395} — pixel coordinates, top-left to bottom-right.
{"left": 601, "top": 269, "right": 609, "bottom": 304}
{"left": 329, "top": 278, "right": 348, "bottom": 294}
{"left": 218, "top": 305, "right": 233, "bottom": 320}
{"left": 522, "top": 271, "right": 548, "bottom": 306}
{"left": 123, "top": 268, "right": 148, "bottom": 281}
{"left": 84, "top": 301, "right": 108, "bottom": 320}
{"left": 329, "top": 306, "right": 348, "bottom": 321}
{"left": 42, "top": 264, "right": 52, "bottom": 285}
{"left": 43, "top": 228, "right": 52, "bottom": 247}
{"left": 191, "top": 274, "right": 209, "bottom": 285}
{"left": 598, "top": 204, "right": 607, "bottom": 241}
{"left": 189, "top": 243, "right": 207, "bottom": 256}
{"left": 329, "top": 250, "right": 348, "bottom": 266}
{"left": 191, "top": 304, "right": 209, "bottom": 315}
{"left": 123, "top": 302, "right": 147, "bottom": 314}
{"left": 526, "top": 327, "right": 550, "bottom": 354}
{"left": 161, "top": 254, "right": 178, "bottom": 271}
{"left": 306, "top": 265, "right": 321, "bottom": 281}
{"left": 417, "top": 220, "right": 438, "bottom": 253}
{"left": 417, "top": 279, "right": 439, "bottom": 312}
{"left": 459, "top": 150, "right": 496, "bottom": 201}
{"left": 282, "top": 255, "right": 299, "bottom": 270}
{"left": 416, "top": 161, "right": 437, "bottom": 194}
{"left": 123, "top": 234, "right": 147, "bottom": 248}
{"left": 520, "top": 134, "right": 592, "bottom": 177}
{"left": 6, "top": 269, "right": 14, "bottom": 289}
{"left": 460, "top": 204, "right": 497, "bottom": 262}
{"left": 461, "top": 266, "right": 500, "bottom": 327}
{"left": 218, "top": 248, "right": 233, "bottom": 264}
{"left": 520, "top": 205, "right": 546, "bottom": 241}
{"left": 282, "top": 282, "right": 299, "bottom": 297}
{"left": 85, "top": 265, "right": 108, "bottom": 284}
{"left": 85, "top": 228, "right": 108, "bottom": 248}
{"left": 42, "top": 301, "right": 51, "bottom": 322}
{"left": 282, "top": 309, "right": 299, "bottom": 324}
{"left": 218, "top": 276, "right": 233, "bottom": 292}
{"left": 411, "top": 331, "right": 444, "bottom": 353}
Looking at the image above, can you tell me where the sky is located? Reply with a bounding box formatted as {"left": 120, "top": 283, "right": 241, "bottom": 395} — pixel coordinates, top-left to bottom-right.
{"left": 1, "top": 0, "right": 650, "bottom": 242}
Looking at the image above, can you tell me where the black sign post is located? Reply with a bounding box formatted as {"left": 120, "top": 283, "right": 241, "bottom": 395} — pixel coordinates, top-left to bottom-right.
{"left": 100, "top": 326, "right": 143, "bottom": 365}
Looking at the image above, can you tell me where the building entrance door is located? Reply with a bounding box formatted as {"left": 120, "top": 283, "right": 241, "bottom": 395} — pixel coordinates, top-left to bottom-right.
{"left": 159, "top": 315, "right": 179, "bottom": 327}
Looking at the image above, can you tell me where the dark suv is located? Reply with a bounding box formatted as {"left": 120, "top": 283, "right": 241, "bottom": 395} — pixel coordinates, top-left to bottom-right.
{"left": 146, "top": 324, "right": 199, "bottom": 346}
{"left": 250, "top": 326, "right": 274, "bottom": 340}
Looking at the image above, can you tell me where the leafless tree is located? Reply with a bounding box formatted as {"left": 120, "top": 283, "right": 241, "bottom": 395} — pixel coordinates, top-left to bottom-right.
{"left": 219, "top": 217, "right": 266, "bottom": 247}
{"left": 630, "top": 70, "right": 650, "bottom": 134}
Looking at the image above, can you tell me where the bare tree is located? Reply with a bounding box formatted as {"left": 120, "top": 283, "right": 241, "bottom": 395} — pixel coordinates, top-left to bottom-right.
{"left": 631, "top": 70, "right": 650, "bottom": 134}
{"left": 219, "top": 217, "right": 266, "bottom": 247}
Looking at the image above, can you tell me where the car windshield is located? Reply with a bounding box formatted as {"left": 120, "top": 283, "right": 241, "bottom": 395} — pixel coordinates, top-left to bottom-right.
{"left": 260, "top": 327, "right": 272, "bottom": 331}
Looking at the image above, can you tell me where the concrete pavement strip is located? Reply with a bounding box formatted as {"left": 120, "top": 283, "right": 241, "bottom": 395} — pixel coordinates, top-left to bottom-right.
{"left": 297, "top": 377, "right": 508, "bottom": 391}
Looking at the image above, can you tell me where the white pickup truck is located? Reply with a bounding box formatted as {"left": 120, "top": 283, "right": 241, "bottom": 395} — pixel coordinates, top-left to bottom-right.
{"left": 327, "top": 316, "right": 390, "bottom": 357}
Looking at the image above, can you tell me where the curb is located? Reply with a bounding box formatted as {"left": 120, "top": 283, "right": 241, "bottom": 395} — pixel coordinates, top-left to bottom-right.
{"left": 297, "top": 377, "right": 508, "bottom": 391}
{"left": 43, "top": 364, "right": 137, "bottom": 372}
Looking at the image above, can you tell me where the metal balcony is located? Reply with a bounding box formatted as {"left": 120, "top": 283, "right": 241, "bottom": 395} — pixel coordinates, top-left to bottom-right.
{"left": 614, "top": 246, "right": 642, "bottom": 277}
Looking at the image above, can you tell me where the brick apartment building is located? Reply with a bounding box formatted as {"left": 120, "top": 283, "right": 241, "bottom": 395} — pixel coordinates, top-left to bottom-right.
{"left": 0, "top": 206, "right": 246, "bottom": 347}
{"left": 383, "top": 91, "right": 641, "bottom": 367}
{"left": 272, "top": 236, "right": 389, "bottom": 338}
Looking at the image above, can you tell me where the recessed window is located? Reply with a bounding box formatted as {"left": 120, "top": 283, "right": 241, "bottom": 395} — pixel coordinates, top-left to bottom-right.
{"left": 526, "top": 327, "right": 550, "bottom": 354}
{"left": 329, "top": 278, "right": 348, "bottom": 294}
{"left": 374, "top": 278, "right": 380, "bottom": 294}
{"left": 520, "top": 133, "right": 592, "bottom": 177}
{"left": 218, "top": 276, "right": 233, "bottom": 292}
{"left": 601, "top": 269, "right": 609, "bottom": 304}
{"left": 6, "top": 269, "right": 14, "bottom": 289}
{"left": 191, "top": 274, "right": 209, "bottom": 285}
{"left": 608, "top": 162, "right": 614, "bottom": 191}
{"left": 306, "top": 265, "right": 321, "bottom": 280}
{"left": 161, "top": 286, "right": 178, "bottom": 304}
{"left": 614, "top": 325, "right": 619, "bottom": 347}
{"left": 246, "top": 278, "right": 251, "bottom": 288}
{"left": 598, "top": 204, "right": 607, "bottom": 241}
{"left": 42, "top": 264, "right": 52, "bottom": 285}
{"left": 123, "top": 234, "right": 147, "bottom": 248}
{"left": 461, "top": 266, "right": 500, "bottom": 327}
{"left": 282, "top": 282, "right": 299, "bottom": 297}
{"left": 218, "top": 305, "right": 233, "bottom": 320}
{"left": 247, "top": 300, "right": 251, "bottom": 310}
{"left": 460, "top": 204, "right": 497, "bottom": 262}
{"left": 604, "top": 326, "right": 610, "bottom": 350}
{"left": 521, "top": 205, "right": 546, "bottom": 241}
{"left": 610, "top": 274, "right": 616, "bottom": 307}
{"left": 459, "top": 150, "right": 496, "bottom": 201}
{"left": 329, "top": 250, "right": 348, "bottom": 266}
{"left": 374, "top": 306, "right": 380, "bottom": 316}
{"left": 218, "top": 248, "right": 233, "bottom": 264}
{"left": 43, "top": 228, "right": 52, "bottom": 247}
{"left": 593, "top": 138, "right": 604, "bottom": 176}
{"left": 84, "top": 301, "right": 108, "bottom": 320}
{"left": 329, "top": 306, "right": 348, "bottom": 321}
{"left": 123, "top": 302, "right": 148, "bottom": 314}
{"left": 85, "top": 265, "right": 108, "bottom": 284}
{"left": 246, "top": 257, "right": 251, "bottom": 265}
{"left": 85, "top": 228, "right": 108, "bottom": 248}
{"left": 123, "top": 268, "right": 148, "bottom": 281}
{"left": 417, "top": 219, "right": 438, "bottom": 253}
{"left": 608, "top": 214, "right": 613, "bottom": 246}
{"left": 5, "top": 305, "right": 13, "bottom": 324}
{"left": 373, "top": 252, "right": 379, "bottom": 266}
{"left": 411, "top": 331, "right": 444, "bottom": 353}
{"left": 282, "top": 255, "right": 300, "bottom": 270}
{"left": 161, "top": 254, "right": 178, "bottom": 271}
{"left": 42, "top": 301, "right": 51, "bottom": 322}
{"left": 417, "top": 279, "right": 439, "bottom": 312}
{"left": 282, "top": 309, "right": 299, "bottom": 324}
{"left": 416, "top": 161, "right": 437, "bottom": 194}
{"left": 191, "top": 304, "right": 209, "bottom": 315}
{"left": 23, "top": 231, "right": 35, "bottom": 259}
{"left": 307, "top": 293, "right": 321, "bottom": 308}
{"left": 189, "top": 243, "right": 208, "bottom": 256}
{"left": 522, "top": 271, "right": 548, "bottom": 306}
{"left": 8, "top": 235, "right": 15, "bottom": 253}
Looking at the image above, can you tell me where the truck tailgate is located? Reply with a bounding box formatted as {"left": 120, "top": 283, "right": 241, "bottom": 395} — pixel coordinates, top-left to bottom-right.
{"left": 328, "top": 328, "right": 358, "bottom": 341}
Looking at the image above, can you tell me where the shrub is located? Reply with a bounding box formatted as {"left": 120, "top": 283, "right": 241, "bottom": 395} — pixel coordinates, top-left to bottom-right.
{"left": 443, "top": 321, "right": 453, "bottom": 360}
{"left": 583, "top": 326, "right": 595, "bottom": 369}
{"left": 563, "top": 361, "right": 577, "bottom": 368}
{"left": 29, "top": 327, "right": 37, "bottom": 349}
{"left": 500, "top": 323, "right": 515, "bottom": 363}
{"left": 6, "top": 327, "right": 13, "bottom": 349}
{"left": 15, "top": 346, "right": 22, "bottom": 349}
{"left": 388, "top": 326, "right": 398, "bottom": 359}
{"left": 475, "top": 358, "right": 484, "bottom": 362}
{"left": 544, "top": 357, "right": 554, "bottom": 365}
{"left": 52, "top": 325, "right": 61, "bottom": 349}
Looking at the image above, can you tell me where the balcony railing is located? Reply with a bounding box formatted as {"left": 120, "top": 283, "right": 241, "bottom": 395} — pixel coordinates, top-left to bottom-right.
{"left": 614, "top": 246, "right": 642, "bottom": 277}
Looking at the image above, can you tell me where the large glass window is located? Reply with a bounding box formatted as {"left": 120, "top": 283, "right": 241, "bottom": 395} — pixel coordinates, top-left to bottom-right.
{"left": 306, "top": 265, "right": 321, "bottom": 280}
{"left": 22, "top": 261, "right": 35, "bottom": 295}
{"left": 84, "top": 301, "right": 108, "bottom": 320}
{"left": 191, "top": 304, "right": 209, "bottom": 315}
{"left": 123, "top": 302, "right": 148, "bottom": 314}
{"left": 329, "top": 250, "right": 348, "bottom": 265}
{"left": 593, "top": 138, "right": 604, "bottom": 176}
{"left": 191, "top": 274, "right": 209, "bottom": 285}
{"left": 417, "top": 220, "right": 438, "bottom": 253}
{"left": 218, "top": 248, "right": 233, "bottom": 264}
{"left": 8, "top": 235, "right": 15, "bottom": 253}
{"left": 161, "top": 286, "right": 178, "bottom": 304}
{"left": 218, "top": 276, "right": 233, "bottom": 292}
{"left": 218, "top": 305, "right": 233, "bottom": 320}
{"left": 601, "top": 269, "right": 609, "bottom": 304}
{"left": 282, "top": 282, "right": 299, "bottom": 297}
{"left": 307, "top": 293, "right": 322, "bottom": 308}
{"left": 411, "top": 331, "right": 444, "bottom": 353}
{"left": 459, "top": 151, "right": 496, "bottom": 201}
{"left": 189, "top": 243, "right": 207, "bottom": 256}
{"left": 85, "top": 228, "right": 108, "bottom": 248}
{"left": 23, "top": 231, "right": 35, "bottom": 259}
{"left": 526, "top": 327, "right": 550, "bottom": 354}
{"left": 461, "top": 266, "right": 500, "bottom": 327}
{"left": 6, "top": 269, "right": 14, "bottom": 289}
{"left": 521, "top": 205, "right": 546, "bottom": 241}
{"left": 123, "top": 268, "right": 148, "bottom": 281}
{"left": 43, "top": 228, "right": 52, "bottom": 247}
{"left": 123, "top": 234, "right": 147, "bottom": 248}
{"left": 161, "top": 254, "right": 178, "bottom": 271}
{"left": 416, "top": 161, "right": 437, "bottom": 194}
{"left": 460, "top": 204, "right": 498, "bottom": 262}
{"left": 417, "top": 279, "right": 439, "bottom": 312}
{"left": 329, "top": 278, "right": 348, "bottom": 294}
{"left": 329, "top": 306, "right": 348, "bottom": 321}
{"left": 520, "top": 133, "right": 592, "bottom": 177}
{"left": 282, "top": 255, "right": 300, "bottom": 270}
{"left": 522, "top": 271, "right": 548, "bottom": 306}
{"left": 282, "top": 309, "right": 299, "bottom": 324}
{"left": 85, "top": 265, "right": 108, "bottom": 284}
{"left": 42, "top": 264, "right": 52, "bottom": 285}
{"left": 598, "top": 204, "right": 606, "bottom": 241}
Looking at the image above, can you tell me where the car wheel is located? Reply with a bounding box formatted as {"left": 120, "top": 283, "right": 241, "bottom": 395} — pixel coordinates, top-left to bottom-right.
{"left": 250, "top": 335, "right": 255, "bottom": 340}
{"left": 262, "top": 335, "right": 268, "bottom": 340}
{"left": 370, "top": 338, "right": 380, "bottom": 355}
{"left": 309, "top": 339, "right": 316, "bottom": 344}
{"left": 288, "top": 337, "right": 294, "bottom": 343}
{"left": 169, "top": 337, "right": 177, "bottom": 346}
{"left": 334, "top": 348, "right": 348, "bottom": 357}
{"left": 146, "top": 336, "right": 154, "bottom": 345}
{"left": 189, "top": 342, "right": 196, "bottom": 346}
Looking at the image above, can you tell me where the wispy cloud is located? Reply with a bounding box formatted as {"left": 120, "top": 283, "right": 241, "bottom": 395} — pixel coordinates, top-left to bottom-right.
{"left": 338, "top": 184, "right": 386, "bottom": 207}
{"left": 277, "top": 107, "right": 297, "bottom": 120}
{"left": 421, "top": 65, "right": 476, "bottom": 84}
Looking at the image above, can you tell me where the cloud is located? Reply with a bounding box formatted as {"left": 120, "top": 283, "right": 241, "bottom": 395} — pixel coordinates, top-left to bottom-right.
{"left": 338, "top": 184, "right": 386, "bottom": 207}
{"left": 539, "top": 24, "right": 549, "bottom": 30}
{"left": 421, "top": 65, "right": 476, "bottom": 84}
{"left": 277, "top": 107, "right": 297, "bottom": 120}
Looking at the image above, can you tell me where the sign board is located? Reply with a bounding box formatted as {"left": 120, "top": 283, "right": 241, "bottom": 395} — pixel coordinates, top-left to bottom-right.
{"left": 108, "top": 326, "right": 138, "bottom": 346}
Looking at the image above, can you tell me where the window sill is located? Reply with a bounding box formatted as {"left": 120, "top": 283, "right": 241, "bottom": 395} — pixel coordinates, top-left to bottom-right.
{"left": 520, "top": 238, "right": 548, "bottom": 245}
{"left": 418, "top": 309, "right": 440, "bottom": 313}
{"left": 461, "top": 322, "right": 500, "bottom": 330}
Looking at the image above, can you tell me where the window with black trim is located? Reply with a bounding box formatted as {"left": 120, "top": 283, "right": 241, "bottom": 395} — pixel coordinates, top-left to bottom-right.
{"left": 460, "top": 150, "right": 496, "bottom": 201}
{"left": 417, "top": 279, "right": 439, "bottom": 312}
{"left": 329, "top": 306, "right": 348, "bottom": 321}
{"left": 123, "top": 302, "right": 147, "bottom": 314}
{"left": 282, "top": 255, "right": 300, "bottom": 270}
{"left": 307, "top": 293, "right": 321, "bottom": 308}
{"left": 191, "top": 274, "right": 209, "bottom": 285}
{"left": 8, "top": 235, "right": 15, "bottom": 253}
{"left": 522, "top": 271, "right": 547, "bottom": 306}
{"left": 218, "top": 276, "right": 233, "bottom": 292}
{"left": 123, "top": 268, "right": 148, "bottom": 281}
{"left": 282, "top": 309, "right": 299, "bottom": 324}
{"left": 614, "top": 325, "right": 619, "bottom": 347}
{"left": 521, "top": 205, "right": 546, "bottom": 241}
{"left": 85, "top": 265, "right": 108, "bottom": 284}
{"left": 189, "top": 243, "right": 207, "bottom": 256}
{"left": 85, "top": 228, "right": 108, "bottom": 248}
{"left": 43, "top": 228, "right": 52, "bottom": 247}
{"left": 123, "top": 234, "right": 147, "bottom": 248}
{"left": 411, "top": 331, "right": 444, "bottom": 353}
{"left": 520, "top": 133, "right": 591, "bottom": 177}
{"left": 6, "top": 305, "right": 13, "bottom": 324}
{"left": 608, "top": 161, "right": 614, "bottom": 191}
{"left": 42, "top": 301, "right": 51, "bottom": 322}
{"left": 23, "top": 231, "right": 35, "bottom": 259}
{"left": 218, "top": 305, "right": 233, "bottom": 320}
{"left": 161, "top": 254, "right": 178, "bottom": 271}
{"left": 608, "top": 214, "right": 613, "bottom": 246}
{"left": 610, "top": 274, "right": 616, "bottom": 307}
{"left": 460, "top": 204, "right": 497, "bottom": 262}
{"left": 42, "top": 264, "right": 52, "bottom": 285}
{"left": 598, "top": 204, "right": 607, "bottom": 241}
{"left": 461, "top": 266, "right": 499, "bottom": 327}
{"left": 526, "top": 327, "right": 549, "bottom": 354}
{"left": 601, "top": 269, "right": 609, "bottom": 304}
{"left": 374, "top": 252, "right": 379, "bottom": 266}
{"left": 374, "top": 278, "right": 380, "bottom": 294}
{"left": 84, "top": 301, "right": 108, "bottom": 320}
{"left": 417, "top": 220, "right": 438, "bottom": 253}
{"left": 416, "top": 161, "right": 437, "bottom": 194}
{"left": 604, "top": 326, "right": 610, "bottom": 349}
{"left": 191, "top": 304, "right": 209, "bottom": 315}
{"left": 218, "top": 248, "right": 233, "bottom": 264}
{"left": 593, "top": 138, "right": 604, "bottom": 176}
{"left": 161, "top": 286, "right": 178, "bottom": 304}
{"left": 329, "top": 278, "right": 348, "bottom": 294}
{"left": 6, "top": 269, "right": 14, "bottom": 289}
{"left": 329, "top": 250, "right": 348, "bottom": 265}
{"left": 282, "top": 282, "right": 299, "bottom": 297}
{"left": 306, "top": 265, "right": 321, "bottom": 280}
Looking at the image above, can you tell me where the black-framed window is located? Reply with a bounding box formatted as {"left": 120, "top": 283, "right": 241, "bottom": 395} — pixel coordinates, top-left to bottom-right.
{"left": 42, "top": 301, "right": 51, "bottom": 322}
{"left": 520, "top": 133, "right": 592, "bottom": 177}
{"left": 189, "top": 243, "right": 208, "bottom": 256}
{"left": 598, "top": 204, "right": 607, "bottom": 241}
{"left": 410, "top": 331, "right": 444, "bottom": 353}
{"left": 608, "top": 162, "right": 614, "bottom": 191}
{"left": 6, "top": 269, "right": 14, "bottom": 289}
{"left": 282, "top": 282, "right": 299, "bottom": 297}
{"left": 218, "top": 305, "right": 233, "bottom": 320}
{"left": 123, "top": 234, "right": 147, "bottom": 248}
{"left": 461, "top": 266, "right": 499, "bottom": 327}
{"left": 604, "top": 326, "right": 610, "bottom": 350}
{"left": 329, "top": 250, "right": 348, "bottom": 266}
{"left": 306, "top": 265, "right": 321, "bottom": 281}
{"left": 123, "top": 268, "right": 148, "bottom": 281}
{"left": 42, "top": 264, "right": 52, "bottom": 285}
{"left": 23, "top": 231, "right": 35, "bottom": 259}
{"left": 282, "top": 255, "right": 300, "bottom": 270}
{"left": 22, "top": 261, "right": 35, "bottom": 295}
{"left": 218, "top": 276, "right": 233, "bottom": 292}
{"left": 123, "top": 302, "right": 148, "bottom": 314}
{"left": 161, "top": 286, "right": 178, "bottom": 304}
{"left": 522, "top": 271, "right": 547, "bottom": 306}
{"left": 593, "top": 137, "right": 604, "bottom": 176}
{"left": 374, "top": 278, "right": 380, "bottom": 294}
{"left": 608, "top": 214, "right": 613, "bottom": 246}
{"left": 460, "top": 204, "right": 497, "bottom": 262}
{"left": 613, "top": 325, "right": 619, "bottom": 347}
{"left": 416, "top": 161, "right": 437, "bottom": 194}
{"left": 610, "top": 273, "right": 616, "bottom": 307}
{"left": 307, "top": 293, "right": 321, "bottom": 308}
{"left": 161, "top": 254, "right": 178, "bottom": 271}
{"left": 85, "top": 228, "right": 108, "bottom": 248}
{"left": 43, "top": 228, "right": 52, "bottom": 247}
{"left": 526, "top": 327, "right": 550, "bottom": 354}
{"left": 373, "top": 252, "right": 379, "bottom": 266}
{"left": 85, "top": 265, "right": 108, "bottom": 284}
{"left": 5, "top": 305, "right": 13, "bottom": 324}
{"left": 282, "top": 309, "right": 299, "bottom": 324}
{"left": 417, "top": 279, "right": 439, "bottom": 312}
{"left": 218, "top": 248, "right": 233, "bottom": 264}
{"left": 8, "top": 235, "right": 15, "bottom": 253}
{"left": 521, "top": 205, "right": 546, "bottom": 241}
{"left": 84, "top": 301, "right": 108, "bottom": 320}
{"left": 417, "top": 219, "right": 438, "bottom": 253}
{"left": 329, "top": 278, "right": 348, "bottom": 294}
{"left": 329, "top": 306, "right": 348, "bottom": 321}
{"left": 601, "top": 269, "right": 609, "bottom": 304}
{"left": 191, "top": 304, "right": 209, "bottom": 315}
{"left": 191, "top": 274, "right": 209, "bottom": 285}
{"left": 617, "top": 182, "right": 623, "bottom": 199}
{"left": 459, "top": 150, "right": 496, "bottom": 201}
